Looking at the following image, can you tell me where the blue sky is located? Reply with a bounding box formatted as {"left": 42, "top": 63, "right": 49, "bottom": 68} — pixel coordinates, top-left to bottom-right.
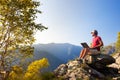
{"left": 34, "top": 0, "right": 120, "bottom": 46}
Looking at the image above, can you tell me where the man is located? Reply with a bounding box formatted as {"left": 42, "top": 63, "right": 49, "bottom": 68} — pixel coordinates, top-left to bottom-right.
{"left": 79, "top": 30, "right": 103, "bottom": 59}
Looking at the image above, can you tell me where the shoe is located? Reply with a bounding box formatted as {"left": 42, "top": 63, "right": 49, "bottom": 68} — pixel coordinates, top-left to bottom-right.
{"left": 77, "top": 58, "right": 86, "bottom": 64}
{"left": 76, "top": 58, "right": 81, "bottom": 61}
{"left": 76, "top": 58, "right": 83, "bottom": 63}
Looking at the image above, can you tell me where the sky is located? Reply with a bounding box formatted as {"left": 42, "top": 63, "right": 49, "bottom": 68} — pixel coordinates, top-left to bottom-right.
{"left": 34, "top": 0, "right": 120, "bottom": 46}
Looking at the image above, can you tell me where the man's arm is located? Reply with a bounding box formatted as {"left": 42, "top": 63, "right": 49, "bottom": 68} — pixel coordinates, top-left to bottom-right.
{"left": 93, "top": 37, "right": 103, "bottom": 48}
{"left": 95, "top": 40, "right": 103, "bottom": 48}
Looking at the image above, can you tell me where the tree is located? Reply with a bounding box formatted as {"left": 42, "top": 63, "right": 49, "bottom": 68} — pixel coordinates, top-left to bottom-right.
{"left": 24, "top": 58, "right": 49, "bottom": 80}
{"left": 8, "top": 58, "right": 49, "bottom": 80}
{"left": 0, "top": 0, "right": 47, "bottom": 79}
{"left": 116, "top": 32, "right": 120, "bottom": 52}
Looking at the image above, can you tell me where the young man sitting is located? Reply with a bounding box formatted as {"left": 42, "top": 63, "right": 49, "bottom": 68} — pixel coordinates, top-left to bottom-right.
{"left": 79, "top": 30, "right": 103, "bottom": 60}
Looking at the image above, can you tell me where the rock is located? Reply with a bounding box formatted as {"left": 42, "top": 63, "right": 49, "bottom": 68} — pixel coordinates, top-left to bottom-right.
{"left": 109, "top": 53, "right": 120, "bottom": 73}
{"left": 109, "top": 63, "right": 120, "bottom": 71}
{"left": 54, "top": 60, "right": 95, "bottom": 80}
{"left": 54, "top": 55, "right": 120, "bottom": 80}
{"left": 85, "top": 54, "right": 115, "bottom": 69}
{"left": 54, "top": 60, "right": 105, "bottom": 79}
{"left": 54, "top": 64, "right": 68, "bottom": 76}
{"left": 67, "top": 60, "right": 81, "bottom": 69}
{"left": 88, "top": 67, "right": 105, "bottom": 78}
{"left": 113, "top": 77, "right": 120, "bottom": 80}
{"left": 97, "top": 54, "right": 115, "bottom": 65}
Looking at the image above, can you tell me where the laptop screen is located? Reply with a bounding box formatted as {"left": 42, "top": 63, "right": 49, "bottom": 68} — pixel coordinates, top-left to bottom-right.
{"left": 81, "top": 42, "right": 89, "bottom": 48}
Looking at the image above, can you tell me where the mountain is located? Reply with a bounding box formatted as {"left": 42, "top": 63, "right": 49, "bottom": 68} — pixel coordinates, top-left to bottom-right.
{"left": 33, "top": 43, "right": 82, "bottom": 71}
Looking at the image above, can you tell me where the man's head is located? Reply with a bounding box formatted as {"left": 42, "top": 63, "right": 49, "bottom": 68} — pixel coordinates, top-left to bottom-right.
{"left": 91, "top": 30, "right": 98, "bottom": 37}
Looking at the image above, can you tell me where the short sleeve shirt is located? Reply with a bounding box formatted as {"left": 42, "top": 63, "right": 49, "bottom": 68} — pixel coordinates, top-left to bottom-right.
{"left": 92, "top": 36, "right": 102, "bottom": 51}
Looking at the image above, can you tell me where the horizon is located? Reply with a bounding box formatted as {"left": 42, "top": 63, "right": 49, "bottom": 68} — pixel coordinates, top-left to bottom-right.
{"left": 34, "top": 0, "right": 120, "bottom": 46}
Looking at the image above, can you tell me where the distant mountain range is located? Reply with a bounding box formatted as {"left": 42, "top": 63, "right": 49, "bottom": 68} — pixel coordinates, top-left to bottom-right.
{"left": 33, "top": 43, "right": 82, "bottom": 71}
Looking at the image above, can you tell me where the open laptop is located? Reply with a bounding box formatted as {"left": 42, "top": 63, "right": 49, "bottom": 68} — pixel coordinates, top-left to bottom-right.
{"left": 81, "top": 42, "right": 97, "bottom": 50}
{"left": 81, "top": 42, "right": 99, "bottom": 54}
{"left": 80, "top": 42, "right": 89, "bottom": 48}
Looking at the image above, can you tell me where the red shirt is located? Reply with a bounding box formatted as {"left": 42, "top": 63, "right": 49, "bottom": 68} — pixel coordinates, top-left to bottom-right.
{"left": 92, "top": 36, "right": 102, "bottom": 51}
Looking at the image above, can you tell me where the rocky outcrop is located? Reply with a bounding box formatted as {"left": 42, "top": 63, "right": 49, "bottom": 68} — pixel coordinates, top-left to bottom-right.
{"left": 54, "top": 54, "right": 120, "bottom": 80}
{"left": 85, "top": 54, "right": 115, "bottom": 69}
{"left": 109, "top": 53, "right": 120, "bottom": 73}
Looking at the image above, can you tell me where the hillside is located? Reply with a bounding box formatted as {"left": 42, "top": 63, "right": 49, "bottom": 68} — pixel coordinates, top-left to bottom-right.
{"left": 33, "top": 43, "right": 82, "bottom": 71}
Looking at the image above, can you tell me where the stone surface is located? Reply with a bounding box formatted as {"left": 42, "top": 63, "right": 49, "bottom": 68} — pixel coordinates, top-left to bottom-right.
{"left": 85, "top": 54, "right": 115, "bottom": 69}
{"left": 54, "top": 64, "right": 68, "bottom": 76}
{"left": 54, "top": 53, "right": 120, "bottom": 80}
{"left": 109, "top": 53, "right": 120, "bottom": 73}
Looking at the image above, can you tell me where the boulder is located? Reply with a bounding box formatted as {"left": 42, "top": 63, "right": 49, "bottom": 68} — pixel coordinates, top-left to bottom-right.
{"left": 85, "top": 53, "right": 115, "bottom": 69}
{"left": 54, "top": 60, "right": 101, "bottom": 80}
{"left": 54, "top": 55, "right": 120, "bottom": 80}
{"left": 54, "top": 64, "right": 68, "bottom": 76}
{"left": 109, "top": 53, "right": 120, "bottom": 73}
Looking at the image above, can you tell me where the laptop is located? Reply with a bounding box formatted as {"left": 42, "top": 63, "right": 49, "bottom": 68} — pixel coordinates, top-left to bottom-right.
{"left": 81, "top": 42, "right": 99, "bottom": 54}
{"left": 80, "top": 42, "right": 97, "bottom": 50}
{"left": 80, "top": 42, "right": 89, "bottom": 48}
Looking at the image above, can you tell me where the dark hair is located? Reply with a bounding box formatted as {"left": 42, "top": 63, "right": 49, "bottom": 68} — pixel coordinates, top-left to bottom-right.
{"left": 94, "top": 30, "right": 98, "bottom": 35}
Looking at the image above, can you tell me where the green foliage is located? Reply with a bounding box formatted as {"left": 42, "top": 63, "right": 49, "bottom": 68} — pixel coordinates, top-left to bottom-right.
{"left": 0, "top": 0, "right": 47, "bottom": 80}
{"left": 8, "top": 66, "right": 24, "bottom": 80}
{"left": 24, "top": 58, "right": 49, "bottom": 80}
{"left": 116, "top": 32, "right": 120, "bottom": 52}
{"left": 40, "top": 72, "right": 57, "bottom": 80}
{"left": 0, "top": 0, "right": 47, "bottom": 79}
{"left": 40, "top": 72, "right": 65, "bottom": 80}
{"left": 8, "top": 58, "right": 49, "bottom": 80}
{"left": 40, "top": 72, "right": 55, "bottom": 80}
